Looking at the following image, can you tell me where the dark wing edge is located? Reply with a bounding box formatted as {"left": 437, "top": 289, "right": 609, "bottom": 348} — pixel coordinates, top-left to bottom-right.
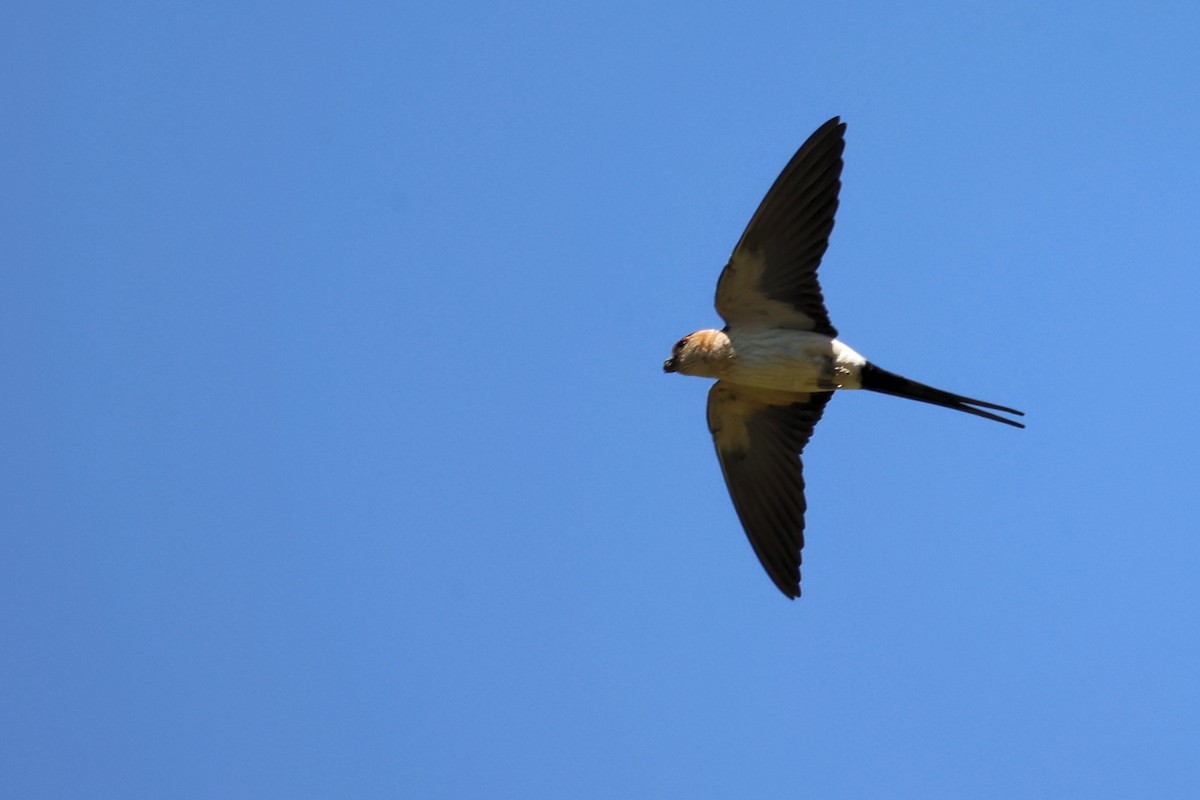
{"left": 706, "top": 382, "right": 834, "bottom": 598}
{"left": 715, "top": 117, "right": 846, "bottom": 337}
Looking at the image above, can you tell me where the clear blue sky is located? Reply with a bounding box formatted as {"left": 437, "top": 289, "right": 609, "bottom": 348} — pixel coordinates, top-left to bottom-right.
{"left": 5, "top": 1, "right": 1200, "bottom": 797}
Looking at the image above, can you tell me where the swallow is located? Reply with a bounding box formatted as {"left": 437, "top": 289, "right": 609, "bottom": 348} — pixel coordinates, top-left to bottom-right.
{"left": 663, "top": 117, "right": 1024, "bottom": 599}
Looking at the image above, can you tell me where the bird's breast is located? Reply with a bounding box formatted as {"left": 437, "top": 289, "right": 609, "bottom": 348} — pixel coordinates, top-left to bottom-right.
{"left": 725, "top": 330, "right": 866, "bottom": 392}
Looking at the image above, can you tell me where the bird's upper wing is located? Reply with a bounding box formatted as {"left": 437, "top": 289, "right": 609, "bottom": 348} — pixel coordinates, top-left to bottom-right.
{"left": 706, "top": 381, "right": 833, "bottom": 598}
{"left": 714, "top": 117, "right": 846, "bottom": 336}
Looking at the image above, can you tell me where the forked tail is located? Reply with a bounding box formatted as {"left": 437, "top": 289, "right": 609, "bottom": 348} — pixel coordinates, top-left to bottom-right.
{"left": 860, "top": 363, "right": 1025, "bottom": 428}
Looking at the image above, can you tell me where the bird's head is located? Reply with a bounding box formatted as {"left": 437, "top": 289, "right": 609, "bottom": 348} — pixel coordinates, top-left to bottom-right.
{"left": 663, "top": 329, "right": 733, "bottom": 378}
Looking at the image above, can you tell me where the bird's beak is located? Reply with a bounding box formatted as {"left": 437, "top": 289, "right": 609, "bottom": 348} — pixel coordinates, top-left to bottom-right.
{"left": 663, "top": 358, "right": 677, "bottom": 373}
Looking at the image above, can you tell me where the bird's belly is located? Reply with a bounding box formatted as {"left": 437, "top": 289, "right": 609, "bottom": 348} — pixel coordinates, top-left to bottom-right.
{"left": 727, "top": 353, "right": 832, "bottom": 391}
{"left": 726, "top": 331, "right": 865, "bottom": 392}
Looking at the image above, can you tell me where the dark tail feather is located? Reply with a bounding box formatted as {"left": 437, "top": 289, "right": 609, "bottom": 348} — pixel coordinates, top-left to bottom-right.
{"left": 860, "top": 363, "right": 1025, "bottom": 429}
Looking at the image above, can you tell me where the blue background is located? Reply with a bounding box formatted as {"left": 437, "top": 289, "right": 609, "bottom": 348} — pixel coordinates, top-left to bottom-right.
{"left": 5, "top": 1, "right": 1199, "bottom": 796}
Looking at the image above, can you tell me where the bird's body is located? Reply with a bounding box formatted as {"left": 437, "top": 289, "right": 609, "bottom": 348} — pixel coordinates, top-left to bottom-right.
{"left": 672, "top": 328, "right": 867, "bottom": 392}
{"left": 663, "top": 117, "right": 1023, "bottom": 599}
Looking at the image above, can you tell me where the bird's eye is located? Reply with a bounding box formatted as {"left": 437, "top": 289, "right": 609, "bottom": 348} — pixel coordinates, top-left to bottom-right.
{"left": 674, "top": 338, "right": 688, "bottom": 353}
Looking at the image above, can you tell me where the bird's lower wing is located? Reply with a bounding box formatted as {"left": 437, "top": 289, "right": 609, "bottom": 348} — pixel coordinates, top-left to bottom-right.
{"left": 706, "top": 382, "right": 833, "bottom": 598}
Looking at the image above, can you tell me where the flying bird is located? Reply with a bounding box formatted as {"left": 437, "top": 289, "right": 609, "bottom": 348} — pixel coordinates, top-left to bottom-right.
{"left": 663, "top": 117, "right": 1024, "bottom": 599}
